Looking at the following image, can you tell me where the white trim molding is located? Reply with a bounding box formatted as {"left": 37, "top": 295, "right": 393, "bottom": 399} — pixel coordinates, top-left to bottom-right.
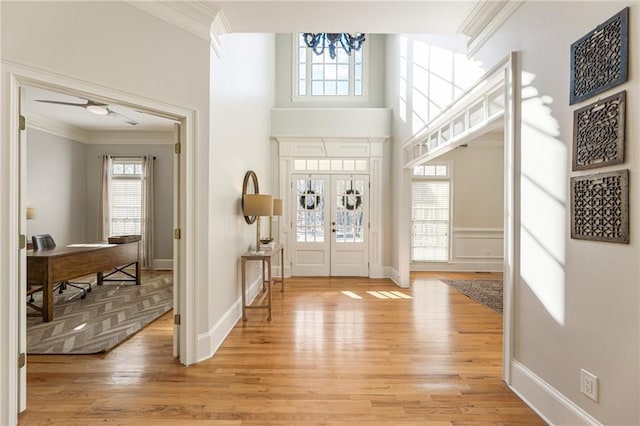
{"left": 457, "top": 0, "right": 524, "bottom": 57}
{"left": 24, "top": 113, "right": 90, "bottom": 143}
{"left": 151, "top": 259, "right": 174, "bottom": 270}
{"left": 510, "top": 360, "right": 603, "bottom": 426}
{"left": 210, "top": 10, "right": 232, "bottom": 57}
{"left": 126, "top": 1, "right": 220, "bottom": 43}
{"left": 25, "top": 114, "right": 174, "bottom": 145}
{"left": 411, "top": 227, "right": 504, "bottom": 272}
{"left": 197, "top": 275, "right": 262, "bottom": 362}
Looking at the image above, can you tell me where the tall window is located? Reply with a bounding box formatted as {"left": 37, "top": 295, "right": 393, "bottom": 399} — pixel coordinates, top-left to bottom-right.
{"left": 111, "top": 158, "right": 143, "bottom": 235}
{"left": 296, "top": 33, "right": 366, "bottom": 98}
{"left": 411, "top": 164, "right": 451, "bottom": 262}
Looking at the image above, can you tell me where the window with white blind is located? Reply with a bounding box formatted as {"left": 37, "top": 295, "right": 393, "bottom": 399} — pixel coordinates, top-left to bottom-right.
{"left": 411, "top": 164, "right": 451, "bottom": 262}
{"left": 111, "top": 158, "right": 143, "bottom": 236}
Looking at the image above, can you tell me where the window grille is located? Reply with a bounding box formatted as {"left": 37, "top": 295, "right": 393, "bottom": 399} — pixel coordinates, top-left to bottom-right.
{"left": 111, "top": 158, "right": 143, "bottom": 236}
{"left": 411, "top": 164, "right": 450, "bottom": 262}
{"left": 296, "top": 33, "right": 366, "bottom": 98}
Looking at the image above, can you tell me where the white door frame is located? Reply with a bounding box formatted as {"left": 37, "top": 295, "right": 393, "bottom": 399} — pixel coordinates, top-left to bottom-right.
{"left": 399, "top": 52, "right": 520, "bottom": 385}
{"left": 2, "top": 62, "right": 199, "bottom": 422}
{"left": 276, "top": 138, "right": 386, "bottom": 279}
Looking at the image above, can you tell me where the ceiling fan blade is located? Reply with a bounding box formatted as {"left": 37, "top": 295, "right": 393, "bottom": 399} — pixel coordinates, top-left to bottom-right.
{"left": 35, "top": 99, "right": 89, "bottom": 107}
{"left": 107, "top": 109, "right": 138, "bottom": 126}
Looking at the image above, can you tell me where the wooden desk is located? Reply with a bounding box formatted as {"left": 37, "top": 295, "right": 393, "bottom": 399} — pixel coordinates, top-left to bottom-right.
{"left": 241, "top": 244, "right": 284, "bottom": 321}
{"left": 27, "top": 242, "right": 140, "bottom": 322}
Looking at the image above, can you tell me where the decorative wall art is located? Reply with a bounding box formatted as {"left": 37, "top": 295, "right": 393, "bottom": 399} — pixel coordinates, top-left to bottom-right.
{"left": 571, "top": 169, "right": 629, "bottom": 244}
{"left": 573, "top": 91, "right": 626, "bottom": 171}
{"left": 570, "top": 7, "right": 628, "bottom": 105}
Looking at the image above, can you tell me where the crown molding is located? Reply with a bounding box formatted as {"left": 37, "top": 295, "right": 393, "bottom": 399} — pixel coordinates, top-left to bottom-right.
{"left": 210, "top": 10, "right": 232, "bottom": 57}
{"left": 25, "top": 114, "right": 173, "bottom": 145}
{"left": 458, "top": 0, "right": 524, "bottom": 57}
{"left": 25, "top": 113, "right": 90, "bottom": 143}
{"left": 126, "top": 1, "right": 221, "bottom": 42}
{"left": 88, "top": 130, "right": 174, "bottom": 145}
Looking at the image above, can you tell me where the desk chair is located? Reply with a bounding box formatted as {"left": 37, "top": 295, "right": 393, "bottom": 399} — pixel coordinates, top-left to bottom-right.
{"left": 31, "top": 234, "right": 92, "bottom": 299}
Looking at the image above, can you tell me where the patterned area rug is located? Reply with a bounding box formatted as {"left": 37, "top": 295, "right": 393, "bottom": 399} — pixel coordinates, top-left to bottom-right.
{"left": 440, "top": 279, "right": 503, "bottom": 314}
{"left": 27, "top": 271, "right": 172, "bottom": 354}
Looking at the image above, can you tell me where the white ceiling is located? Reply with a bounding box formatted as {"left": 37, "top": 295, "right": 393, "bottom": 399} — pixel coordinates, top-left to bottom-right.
{"left": 24, "top": 1, "right": 482, "bottom": 133}
{"left": 212, "top": 1, "right": 479, "bottom": 34}
{"left": 23, "top": 86, "right": 176, "bottom": 132}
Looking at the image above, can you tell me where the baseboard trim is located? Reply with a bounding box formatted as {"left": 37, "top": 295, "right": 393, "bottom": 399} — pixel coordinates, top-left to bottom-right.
{"left": 510, "top": 360, "right": 602, "bottom": 426}
{"left": 197, "top": 275, "right": 263, "bottom": 362}
{"left": 411, "top": 261, "right": 503, "bottom": 272}
{"left": 152, "top": 259, "right": 173, "bottom": 270}
{"left": 369, "top": 265, "right": 392, "bottom": 279}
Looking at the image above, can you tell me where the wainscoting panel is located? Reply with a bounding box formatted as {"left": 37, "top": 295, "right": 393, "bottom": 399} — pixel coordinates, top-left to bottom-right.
{"left": 412, "top": 227, "right": 504, "bottom": 272}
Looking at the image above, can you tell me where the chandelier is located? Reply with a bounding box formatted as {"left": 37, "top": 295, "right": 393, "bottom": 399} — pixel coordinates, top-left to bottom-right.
{"left": 302, "top": 33, "right": 366, "bottom": 59}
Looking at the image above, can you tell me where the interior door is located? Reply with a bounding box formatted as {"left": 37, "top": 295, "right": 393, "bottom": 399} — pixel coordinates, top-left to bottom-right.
{"left": 291, "top": 175, "right": 330, "bottom": 276}
{"left": 291, "top": 174, "right": 369, "bottom": 277}
{"left": 330, "top": 175, "right": 369, "bottom": 276}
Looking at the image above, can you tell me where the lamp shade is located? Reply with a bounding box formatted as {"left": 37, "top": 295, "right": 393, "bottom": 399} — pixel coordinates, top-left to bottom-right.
{"left": 272, "top": 199, "right": 283, "bottom": 216}
{"left": 244, "top": 194, "right": 273, "bottom": 217}
{"left": 26, "top": 207, "right": 36, "bottom": 220}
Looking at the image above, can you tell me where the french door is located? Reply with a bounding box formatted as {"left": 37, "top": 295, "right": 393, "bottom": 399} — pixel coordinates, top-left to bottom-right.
{"left": 292, "top": 174, "right": 369, "bottom": 276}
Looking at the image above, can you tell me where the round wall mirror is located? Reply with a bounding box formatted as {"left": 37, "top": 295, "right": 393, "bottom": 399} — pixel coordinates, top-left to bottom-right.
{"left": 242, "top": 170, "right": 260, "bottom": 224}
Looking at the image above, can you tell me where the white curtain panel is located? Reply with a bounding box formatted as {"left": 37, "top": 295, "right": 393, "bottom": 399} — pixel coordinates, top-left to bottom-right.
{"left": 141, "top": 156, "right": 155, "bottom": 268}
{"left": 97, "top": 155, "right": 112, "bottom": 241}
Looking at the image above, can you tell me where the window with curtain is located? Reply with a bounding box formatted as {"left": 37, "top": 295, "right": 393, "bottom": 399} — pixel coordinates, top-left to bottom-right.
{"left": 99, "top": 155, "right": 154, "bottom": 268}
{"left": 411, "top": 164, "right": 451, "bottom": 262}
{"left": 111, "top": 158, "right": 143, "bottom": 235}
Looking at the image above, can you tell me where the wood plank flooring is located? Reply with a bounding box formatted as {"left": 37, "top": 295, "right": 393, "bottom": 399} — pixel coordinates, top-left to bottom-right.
{"left": 19, "top": 273, "right": 544, "bottom": 425}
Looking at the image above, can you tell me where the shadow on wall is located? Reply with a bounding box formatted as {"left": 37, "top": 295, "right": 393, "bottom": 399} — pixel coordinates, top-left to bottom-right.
{"left": 519, "top": 71, "right": 567, "bottom": 326}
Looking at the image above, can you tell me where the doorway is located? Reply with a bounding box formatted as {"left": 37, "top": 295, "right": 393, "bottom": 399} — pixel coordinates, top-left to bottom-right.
{"left": 291, "top": 174, "right": 369, "bottom": 276}
{"left": 8, "top": 72, "right": 195, "bottom": 416}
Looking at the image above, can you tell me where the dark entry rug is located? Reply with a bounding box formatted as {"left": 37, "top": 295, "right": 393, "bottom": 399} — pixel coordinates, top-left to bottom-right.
{"left": 440, "top": 279, "right": 503, "bottom": 314}
{"left": 27, "top": 271, "right": 172, "bottom": 354}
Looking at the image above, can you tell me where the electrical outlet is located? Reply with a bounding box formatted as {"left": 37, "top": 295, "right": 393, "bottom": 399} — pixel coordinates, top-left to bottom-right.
{"left": 580, "top": 369, "right": 598, "bottom": 401}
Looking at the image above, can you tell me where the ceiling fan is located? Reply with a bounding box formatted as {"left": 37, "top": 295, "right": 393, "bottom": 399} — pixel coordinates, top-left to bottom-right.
{"left": 35, "top": 99, "right": 139, "bottom": 126}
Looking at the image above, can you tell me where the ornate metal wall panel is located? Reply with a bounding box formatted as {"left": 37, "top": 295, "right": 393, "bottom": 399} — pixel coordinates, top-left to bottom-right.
{"left": 573, "top": 91, "right": 625, "bottom": 171}
{"left": 571, "top": 170, "right": 629, "bottom": 244}
{"left": 570, "top": 7, "right": 628, "bottom": 105}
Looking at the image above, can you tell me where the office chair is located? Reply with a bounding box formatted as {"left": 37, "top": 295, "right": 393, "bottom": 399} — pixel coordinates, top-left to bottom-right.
{"left": 31, "top": 233, "right": 92, "bottom": 299}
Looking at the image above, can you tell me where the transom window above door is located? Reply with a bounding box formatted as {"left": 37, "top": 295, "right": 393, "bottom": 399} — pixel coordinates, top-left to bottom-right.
{"left": 295, "top": 33, "right": 367, "bottom": 99}
{"left": 293, "top": 158, "right": 369, "bottom": 172}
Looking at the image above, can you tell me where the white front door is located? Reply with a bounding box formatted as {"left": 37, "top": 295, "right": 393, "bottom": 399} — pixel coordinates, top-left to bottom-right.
{"left": 291, "top": 174, "right": 369, "bottom": 277}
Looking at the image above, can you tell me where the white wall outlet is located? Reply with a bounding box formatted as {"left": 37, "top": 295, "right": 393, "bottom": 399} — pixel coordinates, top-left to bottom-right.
{"left": 580, "top": 369, "right": 598, "bottom": 401}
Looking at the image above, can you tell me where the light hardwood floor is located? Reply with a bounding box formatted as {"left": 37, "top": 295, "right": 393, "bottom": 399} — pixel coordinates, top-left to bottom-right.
{"left": 20, "top": 272, "right": 544, "bottom": 425}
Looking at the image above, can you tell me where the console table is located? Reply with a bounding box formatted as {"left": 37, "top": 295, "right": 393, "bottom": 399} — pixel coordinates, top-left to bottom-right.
{"left": 241, "top": 243, "right": 284, "bottom": 321}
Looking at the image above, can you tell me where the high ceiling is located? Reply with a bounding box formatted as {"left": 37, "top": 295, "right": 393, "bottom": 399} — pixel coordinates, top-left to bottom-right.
{"left": 24, "top": 1, "right": 485, "bottom": 133}
{"left": 213, "top": 1, "right": 479, "bottom": 34}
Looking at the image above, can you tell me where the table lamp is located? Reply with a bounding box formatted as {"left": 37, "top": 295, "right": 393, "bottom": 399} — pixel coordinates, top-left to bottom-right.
{"left": 243, "top": 194, "right": 273, "bottom": 251}
{"left": 269, "top": 198, "right": 283, "bottom": 242}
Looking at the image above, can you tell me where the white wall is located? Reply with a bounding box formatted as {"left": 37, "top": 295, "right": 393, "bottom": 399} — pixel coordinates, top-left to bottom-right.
{"left": 26, "top": 128, "right": 87, "bottom": 246}
{"left": 473, "top": 2, "right": 639, "bottom": 424}
{"left": 442, "top": 143, "right": 504, "bottom": 229}
{"left": 275, "top": 33, "right": 386, "bottom": 108}
{"left": 203, "top": 33, "right": 275, "bottom": 358}
{"left": 411, "top": 142, "right": 504, "bottom": 272}
{"left": 1, "top": 2, "right": 212, "bottom": 421}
